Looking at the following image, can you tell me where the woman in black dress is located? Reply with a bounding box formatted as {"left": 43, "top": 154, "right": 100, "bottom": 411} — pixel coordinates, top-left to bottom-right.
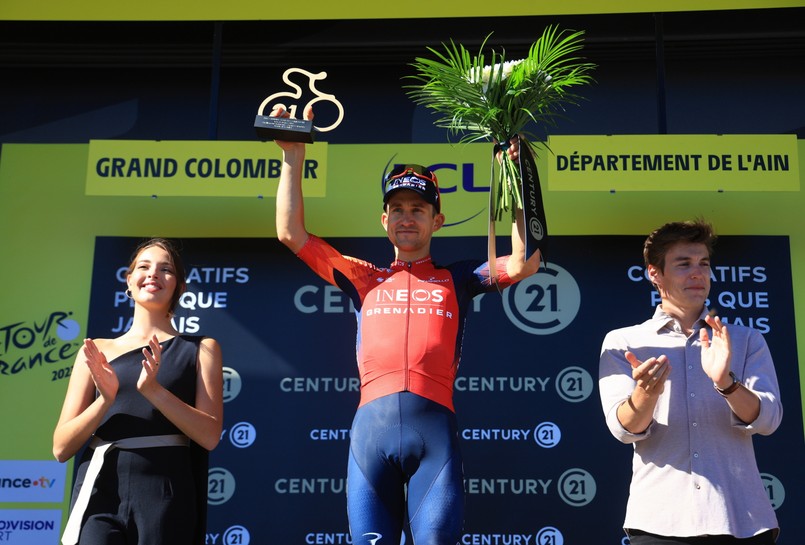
{"left": 53, "top": 238, "right": 223, "bottom": 545}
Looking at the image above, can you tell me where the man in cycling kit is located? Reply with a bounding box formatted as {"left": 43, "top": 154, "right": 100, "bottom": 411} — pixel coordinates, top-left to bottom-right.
{"left": 273, "top": 106, "right": 542, "bottom": 544}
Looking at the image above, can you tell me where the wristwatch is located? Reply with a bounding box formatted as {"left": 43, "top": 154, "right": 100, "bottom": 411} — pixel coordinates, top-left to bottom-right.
{"left": 714, "top": 371, "right": 740, "bottom": 397}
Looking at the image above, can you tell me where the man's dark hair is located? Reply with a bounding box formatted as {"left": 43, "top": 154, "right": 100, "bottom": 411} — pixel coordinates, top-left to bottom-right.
{"left": 643, "top": 218, "right": 717, "bottom": 271}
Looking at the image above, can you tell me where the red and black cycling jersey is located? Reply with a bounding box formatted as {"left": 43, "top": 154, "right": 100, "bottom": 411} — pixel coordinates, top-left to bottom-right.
{"left": 296, "top": 234, "right": 516, "bottom": 412}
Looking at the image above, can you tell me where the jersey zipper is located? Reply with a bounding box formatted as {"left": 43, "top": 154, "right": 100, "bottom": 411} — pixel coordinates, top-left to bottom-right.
{"left": 403, "top": 260, "right": 412, "bottom": 392}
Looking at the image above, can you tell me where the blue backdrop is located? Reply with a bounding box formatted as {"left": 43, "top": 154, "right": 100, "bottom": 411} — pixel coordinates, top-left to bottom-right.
{"left": 85, "top": 234, "right": 803, "bottom": 545}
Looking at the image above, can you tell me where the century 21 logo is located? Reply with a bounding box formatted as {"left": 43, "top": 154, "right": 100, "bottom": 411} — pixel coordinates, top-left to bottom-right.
{"left": 503, "top": 263, "right": 582, "bottom": 335}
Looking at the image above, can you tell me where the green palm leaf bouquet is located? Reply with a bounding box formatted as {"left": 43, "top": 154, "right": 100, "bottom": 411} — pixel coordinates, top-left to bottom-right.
{"left": 406, "top": 25, "right": 595, "bottom": 222}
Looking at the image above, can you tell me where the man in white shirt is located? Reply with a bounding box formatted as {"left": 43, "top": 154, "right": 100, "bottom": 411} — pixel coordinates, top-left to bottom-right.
{"left": 599, "top": 219, "right": 782, "bottom": 544}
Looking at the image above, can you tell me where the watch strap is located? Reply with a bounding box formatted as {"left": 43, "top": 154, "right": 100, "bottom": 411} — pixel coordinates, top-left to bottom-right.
{"left": 714, "top": 371, "right": 740, "bottom": 396}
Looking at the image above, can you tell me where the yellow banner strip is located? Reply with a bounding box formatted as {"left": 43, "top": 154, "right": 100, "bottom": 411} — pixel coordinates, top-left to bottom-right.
{"left": 3, "top": 0, "right": 803, "bottom": 21}
{"left": 546, "top": 134, "right": 800, "bottom": 192}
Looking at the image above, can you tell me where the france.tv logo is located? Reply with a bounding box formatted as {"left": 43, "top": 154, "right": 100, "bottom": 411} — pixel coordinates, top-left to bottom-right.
{"left": 0, "top": 461, "right": 66, "bottom": 503}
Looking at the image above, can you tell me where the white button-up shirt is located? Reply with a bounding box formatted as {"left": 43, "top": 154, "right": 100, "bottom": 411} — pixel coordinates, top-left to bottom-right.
{"left": 599, "top": 306, "right": 782, "bottom": 538}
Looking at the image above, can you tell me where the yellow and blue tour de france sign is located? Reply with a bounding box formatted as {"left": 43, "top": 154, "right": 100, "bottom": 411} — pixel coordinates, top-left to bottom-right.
{"left": 85, "top": 140, "right": 328, "bottom": 197}
{"left": 547, "top": 134, "right": 799, "bottom": 192}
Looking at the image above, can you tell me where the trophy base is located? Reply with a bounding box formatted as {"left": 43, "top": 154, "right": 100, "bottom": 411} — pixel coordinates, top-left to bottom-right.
{"left": 254, "top": 115, "right": 315, "bottom": 143}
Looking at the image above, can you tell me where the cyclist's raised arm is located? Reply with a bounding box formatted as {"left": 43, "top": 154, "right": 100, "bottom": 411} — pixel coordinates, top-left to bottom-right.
{"left": 274, "top": 105, "right": 313, "bottom": 253}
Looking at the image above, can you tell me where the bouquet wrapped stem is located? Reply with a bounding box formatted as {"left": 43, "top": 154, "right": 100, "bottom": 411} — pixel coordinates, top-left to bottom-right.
{"left": 497, "top": 149, "right": 523, "bottom": 220}
{"left": 406, "top": 26, "right": 595, "bottom": 224}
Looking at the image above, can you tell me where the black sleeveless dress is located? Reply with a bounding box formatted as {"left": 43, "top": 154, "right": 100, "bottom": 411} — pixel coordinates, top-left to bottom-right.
{"left": 69, "top": 335, "right": 208, "bottom": 545}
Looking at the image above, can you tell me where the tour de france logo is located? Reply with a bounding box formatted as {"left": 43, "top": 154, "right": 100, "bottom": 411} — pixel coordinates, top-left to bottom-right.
{"left": 502, "top": 262, "right": 581, "bottom": 335}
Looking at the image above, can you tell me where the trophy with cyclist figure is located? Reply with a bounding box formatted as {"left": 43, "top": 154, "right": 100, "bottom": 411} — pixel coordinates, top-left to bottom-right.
{"left": 254, "top": 68, "right": 344, "bottom": 143}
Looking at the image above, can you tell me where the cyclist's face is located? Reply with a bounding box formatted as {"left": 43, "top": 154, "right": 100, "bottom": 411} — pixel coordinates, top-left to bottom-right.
{"left": 382, "top": 190, "right": 444, "bottom": 256}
